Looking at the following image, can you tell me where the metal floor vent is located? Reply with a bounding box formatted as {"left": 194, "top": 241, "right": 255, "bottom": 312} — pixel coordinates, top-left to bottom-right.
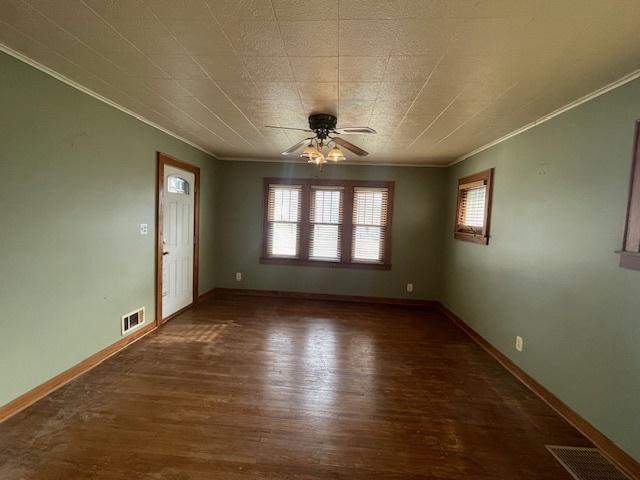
{"left": 546, "top": 446, "right": 630, "bottom": 480}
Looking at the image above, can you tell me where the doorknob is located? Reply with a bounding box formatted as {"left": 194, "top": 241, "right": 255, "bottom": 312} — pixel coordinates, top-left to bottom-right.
{"left": 163, "top": 251, "right": 170, "bottom": 256}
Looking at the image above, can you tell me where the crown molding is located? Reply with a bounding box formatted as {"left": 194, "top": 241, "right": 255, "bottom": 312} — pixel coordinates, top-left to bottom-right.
{"left": 0, "top": 43, "right": 218, "bottom": 159}
{"left": 215, "top": 156, "right": 449, "bottom": 168}
{"left": 450, "top": 68, "right": 640, "bottom": 166}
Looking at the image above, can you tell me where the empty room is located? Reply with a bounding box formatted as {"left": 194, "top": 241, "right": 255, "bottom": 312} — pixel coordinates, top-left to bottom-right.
{"left": 1, "top": 1, "right": 640, "bottom": 478}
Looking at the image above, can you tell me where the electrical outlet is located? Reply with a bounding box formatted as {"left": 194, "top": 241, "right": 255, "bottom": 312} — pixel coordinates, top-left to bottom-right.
{"left": 235, "top": 272, "right": 242, "bottom": 282}
{"left": 515, "top": 336, "right": 524, "bottom": 352}
{"left": 139, "top": 223, "right": 148, "bottom": 235}
{"left": 406, "top": 283, "right": 414, "bottom": 293}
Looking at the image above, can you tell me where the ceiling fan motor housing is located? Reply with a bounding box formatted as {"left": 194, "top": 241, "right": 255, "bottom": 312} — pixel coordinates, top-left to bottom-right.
{"left": 309, "top": 113, "right": 337, "bottom": 139}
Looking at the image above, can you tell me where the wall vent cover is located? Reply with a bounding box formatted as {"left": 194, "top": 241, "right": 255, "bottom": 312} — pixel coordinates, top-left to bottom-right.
{"left": 546, "top": 445, "right": 630, "bottom": 480}
{"left": 122, "top": 307, "right": 145, "bottom": 335}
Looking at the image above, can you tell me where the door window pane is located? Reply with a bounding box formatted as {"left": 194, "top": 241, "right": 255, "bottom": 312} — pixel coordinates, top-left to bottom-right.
{"left": 167, "top": 175, "right": 190, "bottom": 194}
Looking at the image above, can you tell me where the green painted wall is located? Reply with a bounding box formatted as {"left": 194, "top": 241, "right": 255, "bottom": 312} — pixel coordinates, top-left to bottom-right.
{"left": 214, "top": 161, "right": 447, "bottom": 300}
{"left": 0, "top": 52, "right": 217, "bottom": 407}
{"left": 442, "top": 79, "right": 640, "bottom": 461}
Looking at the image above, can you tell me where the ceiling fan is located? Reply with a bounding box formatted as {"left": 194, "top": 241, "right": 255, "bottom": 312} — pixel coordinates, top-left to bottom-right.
{"left": 265, "top": 113, "right": 376, "bottom": 165}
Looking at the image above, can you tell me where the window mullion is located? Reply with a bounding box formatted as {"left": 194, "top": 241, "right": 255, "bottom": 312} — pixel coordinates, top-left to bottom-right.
{"left": 299, "top": 183, "right": 311, "bottom": 260}
{"left": 342, "top": 183, "right": 354, "bottom": 264}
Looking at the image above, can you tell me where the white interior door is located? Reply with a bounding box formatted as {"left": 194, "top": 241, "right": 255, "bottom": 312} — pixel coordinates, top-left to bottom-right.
{"left": 162, "top": 165, "right": 195, "bottom": 319}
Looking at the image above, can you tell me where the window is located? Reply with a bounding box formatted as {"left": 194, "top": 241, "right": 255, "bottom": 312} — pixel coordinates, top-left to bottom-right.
{"left": 262, "top": 179, "right": 394, "bottom": 269}
{"left": 352, "top": 187, "right": 389, "bottom": 262}
{"left": 619, "top": 121, "right": 640, "bottom": 270}
{"left": 167, "top": 175, "right": 190, "bottom": 194}
{"left": 454, "top": 168, "right": 494, "bottom": 244}
{"left": 309, "top": 186, "right": 343, "bottom": 261}
{"left": 266, "top": 184, "right": 301, "bottom": 258}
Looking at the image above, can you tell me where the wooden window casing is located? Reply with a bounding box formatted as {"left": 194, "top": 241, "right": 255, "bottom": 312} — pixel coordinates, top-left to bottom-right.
{"left": 262, "top": 178, "right": 394, "bottom": 270}
{"left": 454, "top": 168, "right": 494, "bottom": 245}
{"left": 619, "top": 121, "right": 640, "bottom": 270}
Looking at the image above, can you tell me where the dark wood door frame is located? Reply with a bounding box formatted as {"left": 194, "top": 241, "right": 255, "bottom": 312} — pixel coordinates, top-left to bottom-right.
{"left": 156, "top": 152, "right": 200, "bottom": 327}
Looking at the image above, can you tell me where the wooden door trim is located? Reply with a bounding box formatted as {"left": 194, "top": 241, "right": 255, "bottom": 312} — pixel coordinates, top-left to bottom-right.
{"left": 156, "top": 152, "right": 200, "bottom": 327}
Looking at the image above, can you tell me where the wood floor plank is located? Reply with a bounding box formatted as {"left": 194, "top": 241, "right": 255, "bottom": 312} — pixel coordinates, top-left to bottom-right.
{"left": 0, "top": 295, "right": 588, "bottom": 479}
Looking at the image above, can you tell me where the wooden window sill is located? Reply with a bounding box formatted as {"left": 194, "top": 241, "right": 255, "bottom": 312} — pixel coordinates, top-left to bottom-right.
{"left": 454, "top": 232, "right": 489, "bottom": 245}
{"left": 616, "top": 250, "right": 640, "bottom": 270}
{"left": 260, "top": 257, "right": 391, "bottom": 270}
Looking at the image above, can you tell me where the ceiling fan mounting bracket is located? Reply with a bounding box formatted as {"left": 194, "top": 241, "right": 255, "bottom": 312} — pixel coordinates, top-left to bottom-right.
{"left": 309, "top": 113, "right": 337, "bottom": 139}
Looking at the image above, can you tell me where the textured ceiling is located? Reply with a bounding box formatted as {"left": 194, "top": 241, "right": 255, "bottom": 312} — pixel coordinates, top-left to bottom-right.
{"left": 1, "top": 0, "right": 640, "bottom": 166}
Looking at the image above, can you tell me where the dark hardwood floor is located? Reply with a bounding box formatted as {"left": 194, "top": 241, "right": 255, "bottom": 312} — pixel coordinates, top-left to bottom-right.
{"left": 0, "top": 294, "right": 589, "bottom": 479}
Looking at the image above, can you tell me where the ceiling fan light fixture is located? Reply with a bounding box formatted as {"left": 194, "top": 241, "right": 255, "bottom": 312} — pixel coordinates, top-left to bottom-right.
{"left": 300, "top": 144, "right": 321, "bottom": 159}
{"left": 273, "top": 114, "right": 373, "bottom": 161}
{"left": 327, "top": 146, "right": 345, "bottom": 162}
{"left": 307, "top": 151, "right": 326, "bottom": 165}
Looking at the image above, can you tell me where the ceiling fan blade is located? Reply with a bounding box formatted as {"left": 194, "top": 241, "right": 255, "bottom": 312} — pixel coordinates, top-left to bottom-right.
{"left": 282, "top": 137, "right": 313, "bottom": 155}
{"left": 265, "top": 125, "right": 313, "bottom": 133}
{"left": 333, "top": 137, "right": 369, "bottom": 157}
{"left": 333, "top": 126, "right": 377, "bottom": 134}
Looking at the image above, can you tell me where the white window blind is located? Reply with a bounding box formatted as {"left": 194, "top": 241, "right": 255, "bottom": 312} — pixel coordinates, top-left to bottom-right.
{"left": 458, "top": 184, "right": 486, "bottom": 230}
{"left": 309, "top": 187, "right": 343, "bottom": 261}
{"left": 352, "top": 187, "right": 388, "bottom": 263}
{"left": 267, "top": 184, "right": 301, "bottom": 257}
